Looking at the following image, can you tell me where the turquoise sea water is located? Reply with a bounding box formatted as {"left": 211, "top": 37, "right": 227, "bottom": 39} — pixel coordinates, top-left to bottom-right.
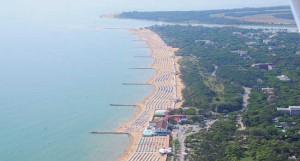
{"left": 0, "top": 11, "right": 156, "bottom": 161}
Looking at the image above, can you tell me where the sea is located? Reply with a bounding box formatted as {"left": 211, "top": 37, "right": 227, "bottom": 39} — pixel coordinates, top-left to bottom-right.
{"left": 0, "top": 0, "right": 291, "bottom": 161}
{"left": 0, "top": 8, "right": 156, "bottom": 161}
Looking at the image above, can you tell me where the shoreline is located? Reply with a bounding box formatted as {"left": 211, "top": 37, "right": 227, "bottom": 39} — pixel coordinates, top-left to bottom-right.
{"left": 101, "top": 13, "right": 298, "bottom": 32}
{"left": 116, "top": 28, "right": 184, "bottom": 161}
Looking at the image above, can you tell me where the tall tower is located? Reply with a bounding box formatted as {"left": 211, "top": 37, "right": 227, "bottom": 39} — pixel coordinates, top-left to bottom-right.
{"left": 290, "top": 0, "right": 300, "bottom": 31}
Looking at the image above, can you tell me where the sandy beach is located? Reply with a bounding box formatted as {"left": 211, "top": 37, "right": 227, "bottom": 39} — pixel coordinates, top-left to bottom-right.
{"left": 116, "top": 28, "right": 184, "bottom": 161}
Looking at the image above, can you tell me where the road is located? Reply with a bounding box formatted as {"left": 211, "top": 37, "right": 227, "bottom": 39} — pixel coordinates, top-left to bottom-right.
{"left": 237, "top": 87, "right": 251, "bottom": 131}
{"left": 172, "top": 120, "right": 217, "bottom": 161}
{"left": 171, "top": 125, "right": 199, "bottom": 161}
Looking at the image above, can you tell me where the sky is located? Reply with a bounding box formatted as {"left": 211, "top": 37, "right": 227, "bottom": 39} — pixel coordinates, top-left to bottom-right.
{"left": 1, "top": 0, "right": 290, "bottom": 14}
{"left": 0, "top": 0, "right": 290, "bottom": 25}
{"left": 101, "top": 0, "right": 290, "bottom": 11}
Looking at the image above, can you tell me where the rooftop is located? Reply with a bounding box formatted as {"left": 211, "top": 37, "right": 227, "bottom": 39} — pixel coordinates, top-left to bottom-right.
{"left": 289, "top": 106, "right": 300, "bottom": 110}
{"left": 277, "top": 75, "right": 291, "bottom": 81}
{"left": 154, "top": 110, "right": 168, "bottom": 116}
{"left": 156, "top": 120, "right": 168, "bottom": 129}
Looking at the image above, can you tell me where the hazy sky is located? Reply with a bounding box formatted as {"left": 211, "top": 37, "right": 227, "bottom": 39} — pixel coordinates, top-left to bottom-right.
{"left": 0, "top": 0, "right": 290, "bottom": 23}
{"left": 102, "top": 0, "right": 290, "bottom": 11}
{"left": 1, "top": 0, "right": 290, "bottom": 13}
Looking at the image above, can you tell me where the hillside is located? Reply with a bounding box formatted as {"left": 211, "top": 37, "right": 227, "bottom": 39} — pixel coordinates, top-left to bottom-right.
{"left": 118, "top": 6, "right": 296, "bottom": 26}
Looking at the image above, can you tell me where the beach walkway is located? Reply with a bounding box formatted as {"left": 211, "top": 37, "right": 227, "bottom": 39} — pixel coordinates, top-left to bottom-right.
{"left": 117, "top": 29, "right": 181, "bottom": 161}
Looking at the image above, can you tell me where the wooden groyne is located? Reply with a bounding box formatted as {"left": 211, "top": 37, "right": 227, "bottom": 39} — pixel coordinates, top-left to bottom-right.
{"left": 110, "top": 104, "right": 138, "bottom": 107}
{"left": 90, "top": 131, "right": 129, "bottom": 135}
{"left": 122, "top": 83, "right": 151, "bottom": 85}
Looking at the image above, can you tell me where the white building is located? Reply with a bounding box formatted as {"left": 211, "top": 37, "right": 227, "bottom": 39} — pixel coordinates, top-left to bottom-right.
{"left": 277, "top": 75, "right": 291, "bottom": 81}
{"left": 277, "top": 106, "right": 300, "bottom": 115}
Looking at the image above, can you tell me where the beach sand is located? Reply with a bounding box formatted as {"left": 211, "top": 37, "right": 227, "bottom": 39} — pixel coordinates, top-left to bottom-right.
{"left": 116, "top": 28, "right": 184, "bottom": 161}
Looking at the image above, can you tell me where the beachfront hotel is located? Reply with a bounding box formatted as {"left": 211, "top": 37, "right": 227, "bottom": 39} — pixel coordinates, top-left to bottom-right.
{"left": 143, "top": 110, "right": 169, "bottom": 136}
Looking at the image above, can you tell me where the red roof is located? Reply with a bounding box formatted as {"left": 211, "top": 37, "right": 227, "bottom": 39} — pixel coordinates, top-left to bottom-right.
{"left": 174, "top": 117, "right": 180, "bottom": 122}
{"left": 156, "top": 120, "right": 168, "bottom": 129}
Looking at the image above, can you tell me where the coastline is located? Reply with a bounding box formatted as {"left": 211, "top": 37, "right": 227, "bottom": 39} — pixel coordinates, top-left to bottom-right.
{"left": 116, "top": 28, "right": 184, "bottom": 161}
{"left": 101, "top": 13, "right": 298, "bottom": 32}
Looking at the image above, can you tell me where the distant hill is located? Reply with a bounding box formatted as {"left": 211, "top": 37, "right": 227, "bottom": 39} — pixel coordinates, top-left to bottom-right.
{"left": 118, "top": 6, "right": 295, "bottom": 26}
